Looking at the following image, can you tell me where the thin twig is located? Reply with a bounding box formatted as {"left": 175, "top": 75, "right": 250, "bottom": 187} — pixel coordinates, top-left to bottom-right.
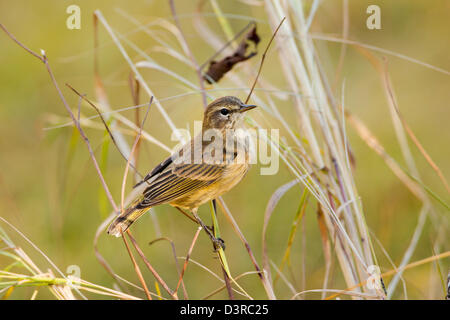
{"left": 0, "top": 23, "right": 118, "bottom": 213}
{"left": 148, "top": 237, "right": 188, "bottom": 299}
{"left": 121, "top": 97, "right": 152, "bottom": 212}
{"left": 65, "top": 84, "right": 144, "bottom": 180}
{"left": 93, "top": 213, "right": 128, "bottom": 292}
{"left": 175, "top": 226, "right": 202, "bottom": 292}
{"left": 175, "top": 206, "right": 198, "bottom": 224}
{"left": 129, "top": 73, "right": 142, "bottom": 175}
{"left": 121, "top": 230, "right": 152, "bottom": 300}
{"left": 245, "top": 17, "right": 286, "bottom": 103}
{"left": 126, "top": 231, "right": 178, "bottom": 299}
{"left": 0, "top": 24, "right": 44, "bottom": 61}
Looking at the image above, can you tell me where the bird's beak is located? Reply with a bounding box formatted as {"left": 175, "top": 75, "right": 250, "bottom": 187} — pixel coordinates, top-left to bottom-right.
{"left": 239, "top": 103, "right": 257, "bottom": 113}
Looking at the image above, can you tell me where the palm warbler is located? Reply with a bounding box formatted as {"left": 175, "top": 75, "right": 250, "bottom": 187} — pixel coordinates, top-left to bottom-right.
{"left": 107, "top": 96, "right": 257, "bottom": 245}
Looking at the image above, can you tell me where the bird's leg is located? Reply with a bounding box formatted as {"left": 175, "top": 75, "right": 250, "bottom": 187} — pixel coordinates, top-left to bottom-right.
{"left": 191, "top": 209, "right": 225, "bottom": 251}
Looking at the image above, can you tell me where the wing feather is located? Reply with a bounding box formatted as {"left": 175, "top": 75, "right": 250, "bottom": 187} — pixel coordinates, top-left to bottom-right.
{"left": 135, "top": 162, "right": 226, "bottom": 209}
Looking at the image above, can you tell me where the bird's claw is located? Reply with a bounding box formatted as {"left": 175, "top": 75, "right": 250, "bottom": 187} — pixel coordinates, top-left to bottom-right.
{"left": 204, "top": 225, "right": 225, "bottom": 251}
{"left": 212, "top": 236, "right": 226, "bottom": 251}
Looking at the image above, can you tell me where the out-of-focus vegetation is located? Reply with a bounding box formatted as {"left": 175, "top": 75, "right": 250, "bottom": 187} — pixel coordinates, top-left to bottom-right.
{"left": 0, "top": 0, "right": 448, "bottom": 300}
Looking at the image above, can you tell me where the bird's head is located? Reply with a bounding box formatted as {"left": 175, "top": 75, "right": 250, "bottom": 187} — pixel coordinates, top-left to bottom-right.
{"left": 202, "top": 96, "right": 257, "bottom": 131}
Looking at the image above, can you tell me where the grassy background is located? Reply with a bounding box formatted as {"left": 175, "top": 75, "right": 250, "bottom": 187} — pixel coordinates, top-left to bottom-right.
{"left": 0, "top": 0, "right": 448, "bottom": 299}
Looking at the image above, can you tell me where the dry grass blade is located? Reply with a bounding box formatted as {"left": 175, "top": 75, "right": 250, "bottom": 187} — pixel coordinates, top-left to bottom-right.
{"left": 379, "top": 58, "right": 450, "bottom": 194}
{"left": 357, "top": 46, "right": 448, "bottom": 196}
{"left": 346, "top": 111, "right": 425, "bottom": 200}
{"left": 292, "top": 289, "right": 378, "bottom": 300}
{"left": 201, "top": 271, "right": 260, "bottom": 300}
{"left": 270, "top": 260, "right": 297, "bottom": 296}
{"left": 333, "top": 0, "right": 349, "bottom": 89}
{"left": 0, "top": 218, "right": 141, "bottom": 300}
{"left": 169, "top": 0, "right": 208, "bottom": 108}
{"left": 310, "top": 33, "right": 450, "bottom": 76}
{"left": 275, "top": 188, "right": 308, "bottom": 283}
{"left": 316, "top": 204, "right": 332, "bottom": 299}
{"left": 94, "top": 10, "right": 183, "bottom": 142}
{"left": 387, "top": 204, "right": 429, "bottom": 298}
{"left": 262, "top": 179, "right": 299, "bottom": 284}
{"left": 265, "top": 0, "right": 383, "bottom": 297}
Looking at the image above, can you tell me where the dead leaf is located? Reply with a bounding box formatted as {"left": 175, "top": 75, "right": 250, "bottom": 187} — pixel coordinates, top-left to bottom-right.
{"left": 203, "top": 26, "right": 260, "bottom": 84}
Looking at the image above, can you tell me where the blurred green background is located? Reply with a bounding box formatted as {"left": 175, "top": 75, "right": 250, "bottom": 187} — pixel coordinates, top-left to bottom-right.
{"left": 0, "top": 0, "right": 448, "bottom": 299}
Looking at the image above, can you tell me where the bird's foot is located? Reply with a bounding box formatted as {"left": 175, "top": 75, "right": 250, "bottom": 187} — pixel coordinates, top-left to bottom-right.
{"left": 212, "top": 236, "right": 226, "bottom": 251}
{"left": 192, "top": 213, "right": 226, "bottom": 251}
{"left": 203, "top": 227, "right": 225, "bottom": 251}
{"left": 205, "top": 225, "right": 225, "bottom": 251}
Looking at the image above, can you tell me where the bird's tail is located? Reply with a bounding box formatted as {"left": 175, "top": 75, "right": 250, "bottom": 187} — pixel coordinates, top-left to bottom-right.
{"left": 107, "top": 203, "right": 150, "bottom": 237}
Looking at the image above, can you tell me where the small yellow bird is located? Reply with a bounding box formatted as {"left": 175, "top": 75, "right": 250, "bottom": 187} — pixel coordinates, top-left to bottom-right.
{"left": 107, "top": 96, "right": 257, "bottom": 246}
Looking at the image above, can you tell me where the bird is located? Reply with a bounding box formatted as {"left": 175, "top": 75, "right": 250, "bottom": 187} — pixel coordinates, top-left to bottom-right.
{"left": 107, "top": 96, "right": 257, "bottom": 247}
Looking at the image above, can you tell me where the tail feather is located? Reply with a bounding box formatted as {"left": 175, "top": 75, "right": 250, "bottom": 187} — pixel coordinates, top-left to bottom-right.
{"left": 107, "top": 206, "right": 150, "bottom": 237}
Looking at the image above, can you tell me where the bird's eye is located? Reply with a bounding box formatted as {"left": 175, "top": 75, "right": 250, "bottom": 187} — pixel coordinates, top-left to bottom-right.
{"left": 220, "top": 108, "right": 229, "bottom": 116}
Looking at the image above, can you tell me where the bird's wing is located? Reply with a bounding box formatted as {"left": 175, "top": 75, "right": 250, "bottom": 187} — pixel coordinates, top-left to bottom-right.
{"left": 135, "top": 162, "right": 227, "bottom": 208}
{"left": 133, "top": 137, "right": 199, "bottom": 188}
{"left": 133, "top": 155, "right": 173, "bottom": 188}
